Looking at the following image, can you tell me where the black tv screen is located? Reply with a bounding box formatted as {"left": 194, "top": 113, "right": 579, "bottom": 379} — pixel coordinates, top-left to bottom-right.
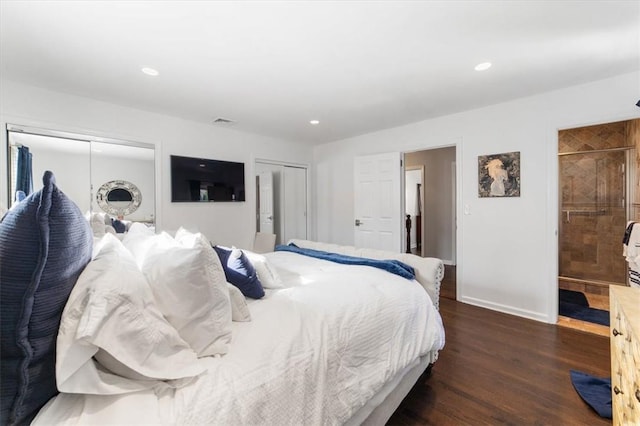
{"left": 171, "top": 155, "right": 245, "bottom": 202}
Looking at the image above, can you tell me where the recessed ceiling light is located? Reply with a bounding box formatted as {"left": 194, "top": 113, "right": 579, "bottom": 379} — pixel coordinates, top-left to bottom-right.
{"left": 309, "top": 120, "right": 320, "bottom": 125}
{"left": 199, "top": 164, "right": 206, "bottom": 167}
{"left": 474, "top": 62, "right": 492, "bottom": 71}
{"left": 141, "top": 67, "right": 159, "bottom": 76}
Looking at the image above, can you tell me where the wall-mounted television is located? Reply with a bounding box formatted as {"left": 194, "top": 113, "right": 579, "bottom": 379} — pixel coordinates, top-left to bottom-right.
{"left": 170, "top": 155, "right": 245, "bottom": 202}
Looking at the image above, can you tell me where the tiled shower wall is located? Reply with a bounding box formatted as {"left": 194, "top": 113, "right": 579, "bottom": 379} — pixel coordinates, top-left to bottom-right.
{"left": 558, "top": 120, "right": 637, "bottom": 285}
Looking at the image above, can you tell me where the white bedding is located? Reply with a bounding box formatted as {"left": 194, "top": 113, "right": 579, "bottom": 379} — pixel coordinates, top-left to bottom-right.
{"left": 34, "top": 251, "right": 445, "bottom": 425}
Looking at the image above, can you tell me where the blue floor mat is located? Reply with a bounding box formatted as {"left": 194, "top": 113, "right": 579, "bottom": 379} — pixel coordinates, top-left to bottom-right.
{"left": 570, "top": 370, "right": 612, "bottom": 419}
{"left": 559, "top": 290, "right": 609, "bottom": 327}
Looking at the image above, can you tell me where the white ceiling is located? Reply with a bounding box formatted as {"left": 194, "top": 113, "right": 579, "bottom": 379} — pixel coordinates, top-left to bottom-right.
{"left": 1, "top": 1, "right": 639, "bottom": 145}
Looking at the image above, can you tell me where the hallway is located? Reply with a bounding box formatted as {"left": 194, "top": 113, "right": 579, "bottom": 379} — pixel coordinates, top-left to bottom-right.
{"left": 440, "top": 265, "right": 456, "bottom": 301}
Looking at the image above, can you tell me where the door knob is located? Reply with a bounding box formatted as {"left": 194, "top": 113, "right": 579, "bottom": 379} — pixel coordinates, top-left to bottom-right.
{"left": 355, "top": 219, "right": 362, "bottom": 226}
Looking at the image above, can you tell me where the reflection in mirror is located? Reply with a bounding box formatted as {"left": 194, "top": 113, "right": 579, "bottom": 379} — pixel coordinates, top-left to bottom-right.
{"left": 6, "top": 125, "right": 155, "bottom": 229}
{"left": 8, "top": 131, "right": 91, "bottom": 211}
{"left": 255, "top": 161, "right": 308, "bottom": 246}
{"left": 91, "top": 141, "right": 154, "bottom": 223}
{"left": 108, "top": 188, "right": 133, "bottom": 202}
{"left": 95, "top": 179, "right": 143, "bottom": 218}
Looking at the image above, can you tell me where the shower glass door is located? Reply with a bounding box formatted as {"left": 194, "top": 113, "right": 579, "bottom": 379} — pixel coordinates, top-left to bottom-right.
{"left": 559, "top": 149, "right": 631, "bottom": 285}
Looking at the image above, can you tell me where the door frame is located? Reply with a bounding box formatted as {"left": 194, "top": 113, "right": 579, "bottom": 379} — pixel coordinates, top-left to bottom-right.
{"left": 554, "top": 118, "right": 639, "bottom": 323}
{"left": 403, "top": 141, "right": 460, "bottom": 300}
{"left": 549, "top": 115, "right": 639, "bottom": 324}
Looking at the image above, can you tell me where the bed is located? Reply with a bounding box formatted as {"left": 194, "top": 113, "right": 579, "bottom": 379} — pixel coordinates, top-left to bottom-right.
{"left": 1, "top": 172, "right": 445, "bottom": 426}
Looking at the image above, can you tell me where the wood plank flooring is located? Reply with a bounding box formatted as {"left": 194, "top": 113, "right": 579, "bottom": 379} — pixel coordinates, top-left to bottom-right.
{"left": 387, "top": 297, "right": 611, "bottom": 425}
{"left": 442, "top": 264, "right": 609, "bottom": 336}
{"left": 557, "top": 315, "right": 609, "bottom": 337}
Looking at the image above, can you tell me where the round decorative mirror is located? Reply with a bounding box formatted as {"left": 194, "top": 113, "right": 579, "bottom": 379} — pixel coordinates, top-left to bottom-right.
{"left": 96, "top": 180, "right": 142, "bottom": 217}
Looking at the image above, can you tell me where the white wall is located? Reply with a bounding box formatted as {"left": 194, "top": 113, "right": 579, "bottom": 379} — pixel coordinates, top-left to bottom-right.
{"left": 3, "top": 73, "right": 638, "bottom": 324}
{"left": 0, "top": 80, "right": 314, "bottom": 249}
{"left": 314, "top": 71, "right": 640, "bottom": 323}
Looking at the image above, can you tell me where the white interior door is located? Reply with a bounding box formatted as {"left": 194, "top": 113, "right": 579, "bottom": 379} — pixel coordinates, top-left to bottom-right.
{"left": 283, "top": 166, "right": 307, "bottom": 243}
{"left": 258, "top": 171, "right": 274, "bottom": 234}
{"left": 354, "top": 152, "right": 402, "bottom": 252}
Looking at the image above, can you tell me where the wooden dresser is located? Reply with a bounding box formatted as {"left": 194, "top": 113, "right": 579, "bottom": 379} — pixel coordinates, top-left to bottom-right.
{"left": 609, "top": 285, "right": 640, "bottom": 425}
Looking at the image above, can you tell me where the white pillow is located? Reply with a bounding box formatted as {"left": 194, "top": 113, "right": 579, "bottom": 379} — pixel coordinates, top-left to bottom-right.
{"left": 86, "top": 211, "right": 110, "bottom": 237}
{"left": 127, "top": 228, "right": 232, "bottom": 357}
{"left": 128, "top": 221, "right": 155, "bottom": 235}
{"left": 121, "top": 222, "right": 155, "bottom": 263}
{"left": 56, "top": 234, "right": 205, "bottom": 395}
{"left": 227, "top": 283, "right": 251, "bottom": 322}
{"left": 242, "top": 249, "right": 284, "bottom": 289}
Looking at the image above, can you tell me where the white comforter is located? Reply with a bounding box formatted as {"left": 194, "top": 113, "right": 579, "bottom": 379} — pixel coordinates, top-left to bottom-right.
{"left": 34, "top": 252, "right": 445, "bottom": 426}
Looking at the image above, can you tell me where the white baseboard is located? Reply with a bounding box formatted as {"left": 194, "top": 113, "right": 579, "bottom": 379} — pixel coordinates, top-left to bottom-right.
{"left": 459, "top": 295, "right": 551, "bottom": 323}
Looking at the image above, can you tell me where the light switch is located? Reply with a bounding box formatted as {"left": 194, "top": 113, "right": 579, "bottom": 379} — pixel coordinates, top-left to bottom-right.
{"left": 464, "top": 204, "right": 471, "bottom": 215}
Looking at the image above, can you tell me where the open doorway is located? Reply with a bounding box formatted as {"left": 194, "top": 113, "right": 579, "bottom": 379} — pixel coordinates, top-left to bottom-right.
{"left": 557, "top": 118, "right": 639, "bottom": 336}
{"left": 404, "top": 146, "right": 457, "bottom": 300}
{"left": 405, "top": 166, "right": 423, "bottom": 256}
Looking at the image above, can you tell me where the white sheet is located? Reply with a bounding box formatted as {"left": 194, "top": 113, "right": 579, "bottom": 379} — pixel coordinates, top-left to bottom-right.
{"left": 34, "top": 251, "right": 445, "bottom": 426}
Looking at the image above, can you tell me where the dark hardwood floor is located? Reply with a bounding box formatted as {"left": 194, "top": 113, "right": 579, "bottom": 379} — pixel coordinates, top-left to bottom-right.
{"left": 387, "top": 297, "right": 611, "bottom": 425}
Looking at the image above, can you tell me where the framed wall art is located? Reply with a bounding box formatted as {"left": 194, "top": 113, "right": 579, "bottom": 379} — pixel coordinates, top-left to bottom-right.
{"left": 478, "top": 151, "right": 520, "bottom": 197}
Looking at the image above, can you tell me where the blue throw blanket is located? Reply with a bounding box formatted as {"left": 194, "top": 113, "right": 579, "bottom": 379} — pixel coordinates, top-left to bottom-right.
{"left": 275, "top": 243, "right": 415, "bottom": 280}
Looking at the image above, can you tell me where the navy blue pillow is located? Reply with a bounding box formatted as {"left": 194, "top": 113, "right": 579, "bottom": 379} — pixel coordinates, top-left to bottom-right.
{"left": 213, "top": 245, "right": 265, "bottom": 299}
{"left": 0, "top": 171, "right": 93, "bottom": 425}
{"left": 111, "top": 218, "right": 126, "bottom": 233}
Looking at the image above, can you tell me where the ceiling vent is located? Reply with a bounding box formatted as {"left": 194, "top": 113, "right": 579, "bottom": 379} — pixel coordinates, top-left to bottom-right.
{"left": 212, "top": 117, "right": 236, "bottom": 126}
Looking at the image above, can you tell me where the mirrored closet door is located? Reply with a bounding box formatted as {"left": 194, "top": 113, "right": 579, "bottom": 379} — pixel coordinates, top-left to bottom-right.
{"left": 6, "top": 124, "right": 156, "bottom": 226}
{"left": 255, "top": 160, "right": 307, "bottom": 245}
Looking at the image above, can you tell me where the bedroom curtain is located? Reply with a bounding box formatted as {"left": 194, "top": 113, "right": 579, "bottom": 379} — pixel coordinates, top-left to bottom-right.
{"left": 16, "top": 145, "right": 33, "bottom": 197}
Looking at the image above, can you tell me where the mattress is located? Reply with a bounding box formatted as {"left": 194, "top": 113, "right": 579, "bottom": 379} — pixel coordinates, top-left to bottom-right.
{"left": 33, "top": 251, "right": 445, "bottom": 425}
